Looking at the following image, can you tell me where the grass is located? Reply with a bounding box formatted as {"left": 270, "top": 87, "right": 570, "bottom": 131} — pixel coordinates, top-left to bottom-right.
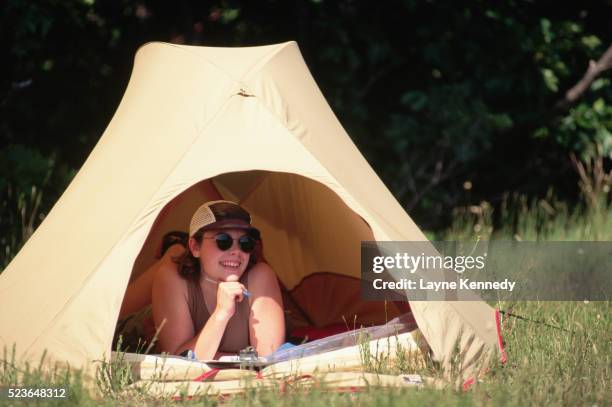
{"left": 2, "top": 302, "right": 609, "bottom": 406}
{"left": 1, "top": 193, "right": 610, "bottom": 405}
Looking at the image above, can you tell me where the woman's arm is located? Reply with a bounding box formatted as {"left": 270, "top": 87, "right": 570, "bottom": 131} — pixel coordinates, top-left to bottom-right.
{"left": 247, "top": 263, "right": 286, "bottom": 356}
{"left": 184, "top": 279, "right": 248, "bottom": 359}
{"left": 174, "top": 310, "right": 232, "bottom": 359}
{"left": 152, "top": 265, "right": 247, "bottom": 360}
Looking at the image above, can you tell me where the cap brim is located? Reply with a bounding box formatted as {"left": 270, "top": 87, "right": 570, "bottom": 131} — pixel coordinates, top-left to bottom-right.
{"left": 202, "top": 220, "right": 261, "bottom": 240}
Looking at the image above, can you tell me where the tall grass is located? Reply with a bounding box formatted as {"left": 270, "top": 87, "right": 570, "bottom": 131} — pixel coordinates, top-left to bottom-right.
{"left": 0, "top": 184, "right": 45, "bottom": 270}
{"left": 3, "top": 299, "right": 608, "bottom": 407}
{"left": 0, "top": 346, "right": 90, "bottom": 405}
{"left": 431, "top": 181, "right": 611, "bottom": 405}
{"left": 446, "top": 190, "right": 612, "bottom": 241}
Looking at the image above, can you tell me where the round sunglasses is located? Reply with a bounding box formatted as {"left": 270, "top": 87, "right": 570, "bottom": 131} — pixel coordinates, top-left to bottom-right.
{"left": 203, "top": 232, "right": 257, "bottom": 253}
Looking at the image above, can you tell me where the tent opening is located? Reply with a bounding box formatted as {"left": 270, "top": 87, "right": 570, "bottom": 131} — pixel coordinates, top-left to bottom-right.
{"left": 117, "top": 170, "right": 414, "bottom": 352}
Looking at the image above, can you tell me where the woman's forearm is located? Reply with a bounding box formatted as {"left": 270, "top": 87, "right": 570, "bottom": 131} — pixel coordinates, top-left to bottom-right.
{"left": 176, "top": 310, "right": 232, "bottom": 360}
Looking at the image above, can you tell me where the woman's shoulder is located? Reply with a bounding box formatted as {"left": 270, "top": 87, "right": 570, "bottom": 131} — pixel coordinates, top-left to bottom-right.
{"left": 247, "top": 262, "right": 279, "bottom": 288}
{"left": 249, "top": 261, "right": 275, "bottom": 277}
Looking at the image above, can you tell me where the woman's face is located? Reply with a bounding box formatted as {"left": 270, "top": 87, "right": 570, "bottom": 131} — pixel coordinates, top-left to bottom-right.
{"left": 190, "top": 228, "right": 252, "bottom": 282}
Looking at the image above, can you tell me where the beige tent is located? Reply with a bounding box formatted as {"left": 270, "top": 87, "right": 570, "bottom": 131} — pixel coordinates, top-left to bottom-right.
{"left": 0, "top": 41, "right": 505, "bottom": 383}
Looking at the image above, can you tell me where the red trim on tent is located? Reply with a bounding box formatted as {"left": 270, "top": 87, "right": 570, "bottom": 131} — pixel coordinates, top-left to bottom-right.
{"left": 462, "top": 310, "right": 507, "bottom": 392}
{"left": 278, "top": 375, "right": 314, "bottom": 393}
{"left": 193, "top": 368, "right": 220, "bottom": 382}
{"left": 462, "top": 376, "right": 476, "bottom": 391}
{"left": 495, "top": 309, "right": 508, "bottom": 363}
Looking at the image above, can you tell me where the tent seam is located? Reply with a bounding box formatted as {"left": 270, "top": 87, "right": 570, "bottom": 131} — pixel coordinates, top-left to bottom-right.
{"left": 239, "top": 42, "right": 296, "bottom": 82}
{"left": 24, "top": 86, "right": 243, "bottom": 355}
{"left": 138, "top": 42, "right": 239, "bottom": 84}
{"left": 245, "top": 95, "right": 378, "bottom": 238}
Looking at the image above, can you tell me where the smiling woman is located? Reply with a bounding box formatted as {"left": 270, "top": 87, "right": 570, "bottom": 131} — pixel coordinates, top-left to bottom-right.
{"left": 118, "top": 200, "right": 285, "bottom": 360}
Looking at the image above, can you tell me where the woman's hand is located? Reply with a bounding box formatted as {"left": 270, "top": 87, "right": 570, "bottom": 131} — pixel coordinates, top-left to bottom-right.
{"left": 213, "top": 275, "right": 246, "bottom": 320}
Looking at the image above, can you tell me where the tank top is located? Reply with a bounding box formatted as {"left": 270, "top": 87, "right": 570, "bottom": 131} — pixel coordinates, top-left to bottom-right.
{"left": 185, "top": 271, "right": 251, "bottom": 353}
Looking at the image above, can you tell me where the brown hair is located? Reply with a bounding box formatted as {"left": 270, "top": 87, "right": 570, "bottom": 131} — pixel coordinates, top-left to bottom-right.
{"left": 175, "top": 227, "right": 260, "bottom": 282}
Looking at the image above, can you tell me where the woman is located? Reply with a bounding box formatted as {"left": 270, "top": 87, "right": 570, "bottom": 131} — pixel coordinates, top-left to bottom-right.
{"left": 118, "top": 200, "right": 285, "bottom": 360}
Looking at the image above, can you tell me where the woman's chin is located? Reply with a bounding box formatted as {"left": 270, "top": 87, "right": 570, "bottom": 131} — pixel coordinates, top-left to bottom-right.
{"left": 218, "top": 267, "right": 245, "bottom": 281}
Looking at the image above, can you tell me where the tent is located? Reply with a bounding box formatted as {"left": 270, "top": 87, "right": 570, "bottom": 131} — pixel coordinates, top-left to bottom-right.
{"left": 0, "top": 41, "right": 505, "bottom": 384}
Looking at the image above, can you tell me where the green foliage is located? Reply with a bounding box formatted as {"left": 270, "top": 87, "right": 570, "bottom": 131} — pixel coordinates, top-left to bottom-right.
{"left": 0, "top": 0, "right": 610, "bottom": 262}
{"left": 557, "top": 98, "right": 612, "bottom": 160}
{"left": 179, "top": 1, "right": 611, "bottom": 230}
{"left": 0, "top": 145, "right": 74, "bottom": 269}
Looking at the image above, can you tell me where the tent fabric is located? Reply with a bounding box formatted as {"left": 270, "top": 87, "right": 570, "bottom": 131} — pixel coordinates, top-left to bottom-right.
{"left": 0, "top": 41, "right": 503, "bottom": 380}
